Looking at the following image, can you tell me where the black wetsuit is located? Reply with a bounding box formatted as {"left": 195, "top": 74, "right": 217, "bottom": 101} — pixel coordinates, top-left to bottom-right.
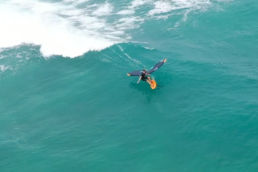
{"left": 141, "top": 72, "right": 148, "bottom": 81}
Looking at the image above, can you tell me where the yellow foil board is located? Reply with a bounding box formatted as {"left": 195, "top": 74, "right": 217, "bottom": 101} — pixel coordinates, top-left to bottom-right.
{"left": 150, "top": 79, "right": 157, "bottom": 89}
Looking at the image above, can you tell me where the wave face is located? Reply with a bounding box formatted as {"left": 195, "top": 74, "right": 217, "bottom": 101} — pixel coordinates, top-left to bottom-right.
{"left": 1, "top": 0, "right": 258, "bottom": 171}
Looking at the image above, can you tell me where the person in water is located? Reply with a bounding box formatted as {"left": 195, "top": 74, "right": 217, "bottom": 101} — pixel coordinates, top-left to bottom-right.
{"left": 136, "top": 69, "right": 152, "bottom": 84}
{"left": 127, "top": 58, "right": 167, "bottom": 85}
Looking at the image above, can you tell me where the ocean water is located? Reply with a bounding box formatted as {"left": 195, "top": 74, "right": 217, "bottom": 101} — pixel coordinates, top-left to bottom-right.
{"left": 1, "top": 0, "right": 258, "bottom": 171}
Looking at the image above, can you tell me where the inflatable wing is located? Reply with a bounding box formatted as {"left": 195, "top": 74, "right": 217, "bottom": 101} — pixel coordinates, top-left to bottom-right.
{"left": 148, "top": 60, "right": 165, "bottom": 74}
{"left": 128, "top": 70, "right": 142, "bottom": 76}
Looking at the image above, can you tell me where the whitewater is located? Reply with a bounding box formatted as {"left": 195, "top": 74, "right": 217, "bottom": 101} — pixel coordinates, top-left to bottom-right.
{"left": 1, "top": 0, "right": 218, "bottom": 57}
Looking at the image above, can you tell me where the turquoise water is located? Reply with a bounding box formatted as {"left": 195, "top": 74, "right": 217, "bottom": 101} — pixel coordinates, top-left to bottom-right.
{"left": 1, "top": 0, "right": 258, "bottom": 171}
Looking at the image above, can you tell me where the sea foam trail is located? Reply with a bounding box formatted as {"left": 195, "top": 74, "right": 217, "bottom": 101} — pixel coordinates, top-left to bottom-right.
{"left": 0, "top": 0, "right": 229, "bottom": 58}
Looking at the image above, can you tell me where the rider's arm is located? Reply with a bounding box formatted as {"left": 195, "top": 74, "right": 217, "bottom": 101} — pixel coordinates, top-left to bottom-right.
{"left": 137, "top": 76, "right": 142, "bottom": 84}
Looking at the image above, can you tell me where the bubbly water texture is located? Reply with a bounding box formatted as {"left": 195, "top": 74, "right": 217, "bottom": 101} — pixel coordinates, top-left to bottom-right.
{"left": 1, "top": 0, "right": 258, "bottom": 171}
{"left": 1, "top": 0, "right": 215, "bottom": 57}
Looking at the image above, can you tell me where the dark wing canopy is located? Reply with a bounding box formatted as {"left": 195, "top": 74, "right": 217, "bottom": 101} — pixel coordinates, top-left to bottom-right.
{"left": 128, "top": 70, "right": 142, "bottom": 76}
{"left": 148, "top": 60, "right": 165, "bottom": 74}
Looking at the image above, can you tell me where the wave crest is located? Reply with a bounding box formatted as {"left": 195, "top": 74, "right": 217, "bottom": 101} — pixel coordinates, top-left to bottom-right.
{"left": 0, "top": 0, "right": 230, "bottom": 58}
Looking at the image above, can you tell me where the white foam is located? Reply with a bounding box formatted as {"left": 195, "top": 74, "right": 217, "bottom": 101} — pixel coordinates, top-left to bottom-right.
{"left": 63, "top": 0, "right": 89, "bottom": 5}
{"left": 0, "top": 0, "right": 230, "bottom": 57}
{"left": 148, "top": 0, "right": 211, "bottom": 16}
{"left": 130, "top": 0, "right": 152, "bottom": 8}
{"left": 92, "top": 2, "right": 113, "bottom": 16}
{"left": 118, "top": 0, "right": 212, "bottom": 20}
{"left": 0, "top": 0, "right": 120, "bottom": 58}
{"left": 117, "top": 9, "right": 135, "bottom": 15}
{"left": 115, "top": 17, "right": 144, "bottom": 30}
{"left": 148, "top": 1, "right": 173, "bottom": 16}
{"left": 0, "top": 65, "right": 10, "bottom": 72}
{"left": 117, "top": 0, "right": 151, "bottom": 16}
